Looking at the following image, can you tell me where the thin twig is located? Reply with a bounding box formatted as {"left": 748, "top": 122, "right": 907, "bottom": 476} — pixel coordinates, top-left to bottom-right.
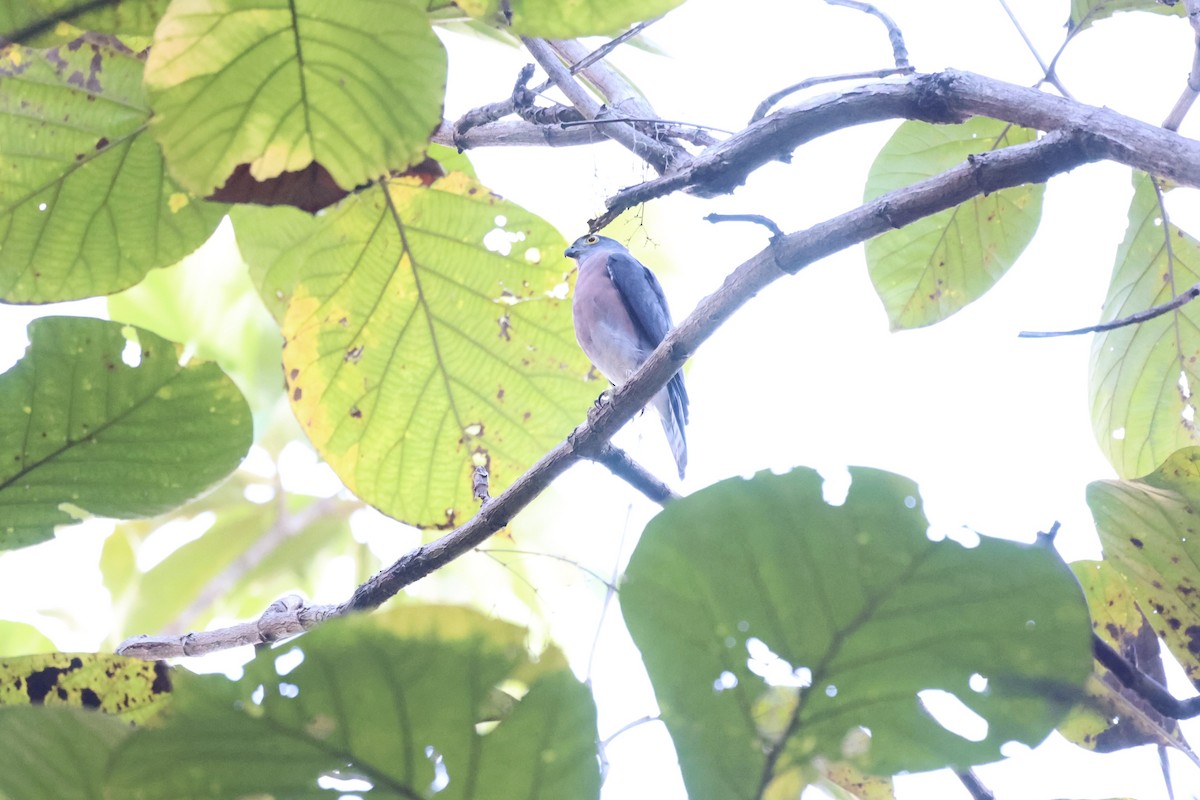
{"left": 825, "top": 0, "right": 909, "bottom": 69}
{"left": 472, "top": 465, "right": 491, "bottom": 505}
{"left": 750, "top": 67, "right": 912, "bottom": 124}
{"left": 591, "top": 443, "right": 681, "bottom": 504}
{"left": 560, "top": 117, "right": 733, "bottom": 135}
{"left": 565, "top": 18, "right": 661, "bottom": 77}
{"left": 1019, "top": 281, "right": 1200, "bottom": 338}
{"left": 705, "top": 213, "right": 785, "bottom": 240}
{"left": 955, "top": 769, "right": 996, "bottom": 800}
{"left": 995, "top": 0, "right": 1074, "bottom": 99}
{"left": 521, "top": 37, "right": 685, "bottom": 175}
{"left": 479, "top": 548, "right": 617, "bottom": 591}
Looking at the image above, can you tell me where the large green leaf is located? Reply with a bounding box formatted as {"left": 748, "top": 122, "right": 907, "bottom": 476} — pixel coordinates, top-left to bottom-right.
{"left": 1090, "top": 173, "right": 1200, "bottom": 478}
{"left": 0, "top": 35, "right": 226, "bottom": 303}
{"left": 0, "top": 706, "right": 131, "bottom": 800}
{"left": 235, "top": 174, "right": 595, "bottom": 528}
{"left": 143, "top": 0, "right": 446, "bottom": 197}
{"left": 106, "top": 607, "right": 600, "bottom": 799}
{"left": 1069, "top": 0, "right": 1185, "bottom": 32}
{"left": 1089, "top": 447, "right": 1200, "bottom": 687}
{"left": 622, "top": 467, "right": 1092, "bottom": 796}
{"left": 505, "top": 0, "right": 684, "bottom": 36}
{"left": 0, "top": 0, "right": 169, "bottom": 44}
{"left": 0, "top": 317, "right": 251, "bottom": 551}
{"left": 863, "top": 118, "right": 1043, "bottom": 329}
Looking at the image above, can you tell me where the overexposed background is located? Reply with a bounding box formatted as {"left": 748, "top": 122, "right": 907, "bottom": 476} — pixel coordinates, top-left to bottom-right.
{"left": 3, "top": 1, "right": 1200, "bottom": 797}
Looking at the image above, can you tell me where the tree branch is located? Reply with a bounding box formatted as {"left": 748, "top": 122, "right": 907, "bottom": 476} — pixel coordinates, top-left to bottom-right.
{"left": 117, "top": 124, "right": 1108, "bottom": 660}
{"left": 1092, "top": 634, "right": 1200, "bottom": 719}
{"left": 592, "top": 69, "right": 1200, "bottom": 229}
{"left": 1, "top": 0, "right": 115, "bottom": 43}
{"left": 591, "top": 443, "right": 681, "bottom": 504}
{"left": 521, "top": 36, "right": 688, "bottom": 175}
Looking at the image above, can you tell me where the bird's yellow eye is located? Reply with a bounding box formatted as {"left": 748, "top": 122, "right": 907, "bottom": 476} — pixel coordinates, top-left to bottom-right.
{"left": 585, "top": 235, "right": 598, "bottom": 244}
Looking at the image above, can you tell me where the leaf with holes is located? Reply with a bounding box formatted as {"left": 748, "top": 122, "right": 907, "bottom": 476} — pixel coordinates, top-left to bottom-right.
{"left": 863, "top": 118, "right": 1043, "bottom": 329}
{"left": 622, "top": 467, "right": 1092, "bottom": 795}
{"left": 235, "top": 174, "right": 595, "bottom": 529}
{"left": 1090, "top": 173, "right": 1200, "bottom": 479}
{"left": 0, "top": 36, "right": 226, "bottom": 302}
{"left": 1068, "top": 0, "right": 1184, "bottom": 32}
{"left": 1089, "top": 447, "right": 1200, "bottom": 689}
{"left": 143, "top": 0, "right": 446, "bottom": 198}
{"left": 105, "top": 606, "right": 600, "bottom": 799}
{"left": 0, "top": 317, "right": 251, "bottom": 551}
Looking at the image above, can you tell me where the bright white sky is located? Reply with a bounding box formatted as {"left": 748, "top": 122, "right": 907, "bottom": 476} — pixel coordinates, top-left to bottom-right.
{"left": 3, "top": 1, "right": 1200, "bottom": 798}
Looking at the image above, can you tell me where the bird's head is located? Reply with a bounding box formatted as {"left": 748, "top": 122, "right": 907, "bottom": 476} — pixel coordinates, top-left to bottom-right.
{"left": 564, "top": 234, "right": 621, "bottom": 260}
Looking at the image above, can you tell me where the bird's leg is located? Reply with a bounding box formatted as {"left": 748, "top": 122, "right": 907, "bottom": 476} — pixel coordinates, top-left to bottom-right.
{"left": 587, "top": 386, "right": 615, "bottom": 422}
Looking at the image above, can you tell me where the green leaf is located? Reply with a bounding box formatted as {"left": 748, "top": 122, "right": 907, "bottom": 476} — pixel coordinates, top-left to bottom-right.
{"left": 1090, "top": 173, "right": 1200, "bottom": 478}
{"left": 107, "top": 225, "right": 285, "bottom": 427}
{"left": 143, "top": 0, "right": 447, "bottom": 197}
{"left": 0, "top": 317, "right": 252, "bottom": 551}
{"left": 0, "top": 620, "right": 55, "bottom": 657}
{"left": 506, "top": 0, "right": 684, "bottom": 37}
{"left": 0, "top": 653, "right": 171, "bottom": 723}
{"left": 107, "top": 607, "right": 600, "bottom": 799}
{"left": 1069, "top": 0, "right": 1185, "bottom": 33}
{"left": 622, "top": 467, "right": 1092, "bottom": 794}
{"left": 1058, "top": 560, "right": 1193, "bottom": 757}
{"left": 0, "top": 0, "right": 169, "bottom": 44}
{"left": 863, "top": 118, "right": 1044, "bottom": 329}
{"left": 0, "top": 706, "right": 131, "bottom": 800}
{"left": 0, "top": 36, "right": 226, "bottom": 303}
{"left": 1088, "top": 447, "right": 1200, "bottom": 686}
{"left": 235, "top": 174, "right": 595, "bottom": 528}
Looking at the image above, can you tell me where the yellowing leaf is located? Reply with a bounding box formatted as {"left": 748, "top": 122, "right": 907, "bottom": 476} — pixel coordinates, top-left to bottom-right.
{"left": 144, "top": 0, "right": 446, "bottom": 197}
{"left": 863, "top": 118, "right": 1043, "bottom": 329}
{"left": 236, "top": 174, "right": 595, "bottom": 528}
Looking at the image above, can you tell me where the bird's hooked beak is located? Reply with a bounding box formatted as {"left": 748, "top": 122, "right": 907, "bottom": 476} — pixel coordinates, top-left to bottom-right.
{"left": 564, "top": 244, "right": 580, "bottom": 259}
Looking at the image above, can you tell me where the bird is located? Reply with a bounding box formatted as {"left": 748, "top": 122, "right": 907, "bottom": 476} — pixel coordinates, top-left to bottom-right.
{"left": 564, "top": 234, "right": 689, "bottom": 479}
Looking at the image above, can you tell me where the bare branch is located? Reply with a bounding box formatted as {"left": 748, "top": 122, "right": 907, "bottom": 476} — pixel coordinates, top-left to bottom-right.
{"left": 167, "top": 494, "right": 347, "bottom": 635}
{"left": 117, "top": 124, "right": 1107, "bottom": 660}
{"left": 1164, "top": 0, "right": 1200, "bottom": 129}
{"left": 705, "top": 212, "right": 785, "bottom": 240}
{"left": 1019, "top": 281, "right": 1200, "bottom": 338}
{"left": 1092, "top": 634, "right": 1200, "bottom": 719}
{"left": 591, "top": 70, "right": 1200, "bottom": 230}
{"left": 996, "top": 0, "right": 1075, "bottom": 100}
{"left": 750, "top": 67, "right": 913, "bottom": 125}
{"left": 591, "top": 443, "right": 681, "bottom": 504}
{"left": 825, "top": 0, "right": 910, "bottom": 69}
{"left": 521, "top": 37, "right": 688, "bottom": 175}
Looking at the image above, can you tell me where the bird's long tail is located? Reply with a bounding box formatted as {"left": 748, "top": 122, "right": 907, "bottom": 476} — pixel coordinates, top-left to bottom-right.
{"left": 653, "top": 372, "right": 689, "bottom": 479}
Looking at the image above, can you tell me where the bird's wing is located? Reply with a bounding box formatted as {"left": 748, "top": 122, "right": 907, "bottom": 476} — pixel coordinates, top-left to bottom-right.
{"left": 604, "top": 250, "right": 673, "bottom": 347}
{"left": 606, "top": 250, "right": 688, "bottom": 426}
